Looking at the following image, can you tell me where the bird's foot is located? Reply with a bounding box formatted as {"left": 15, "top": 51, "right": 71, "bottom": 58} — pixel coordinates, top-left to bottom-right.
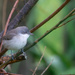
{"left": 11, "top": 50, "right": 15, "bottom": 60}
{"left": 21, "top": 49, "right": 27, "bottom": 60}
{"left": 11, "top": 55, "right": 14, "bottom": 60}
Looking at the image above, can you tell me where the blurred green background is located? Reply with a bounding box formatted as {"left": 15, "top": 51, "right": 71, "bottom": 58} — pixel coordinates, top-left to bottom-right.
{"left": 0, "top": 0, "right": 75, "bottom": 75}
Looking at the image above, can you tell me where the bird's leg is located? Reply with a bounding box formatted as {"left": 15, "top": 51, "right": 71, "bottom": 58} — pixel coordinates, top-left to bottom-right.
{"left": 21, "top": 49, "right": 27, "bottom": 60}
{"left": 11, "top": 50, "right": 14, "bottom": 60}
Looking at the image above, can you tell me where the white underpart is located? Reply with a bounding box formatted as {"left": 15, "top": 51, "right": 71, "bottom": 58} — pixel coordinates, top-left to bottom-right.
{"left": 3, "top": 34, "right": 30, "bottom": 50}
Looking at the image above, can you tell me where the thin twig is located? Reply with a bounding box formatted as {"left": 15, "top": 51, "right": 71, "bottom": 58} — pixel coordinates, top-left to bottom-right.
{"left": 32, "top": 47, "right": 46, "bottom": 75}
{"left": 0, "top": 8, "right": 74, "bottom": 69}
{"left": 0, "top": 72, "right": 22, "bottom": 75}
{"left": 57, "top": 17, "right": 75, "bottom": 29}
{"left": 41, "top": 59, "right": 54, "bottom": 75}
{"left": 72, "top": 12, "right": 75, "bottom": 16}
{"left": 30, "top": 69, "right": 36, "bottom": 75}
{"left": 30, "top": 0, "right": 71, "bottom": 32}
{"left": 0, "top": 69, "right": 8, "bottom": 75}
{"left": 0, "top": 0, "right": 19, "bottom": 52}
{"left": 3, "top": 0, "right": 19, "bottom": 36}
{"left": 2, "top": 0, "right": 8, "bottom": 29}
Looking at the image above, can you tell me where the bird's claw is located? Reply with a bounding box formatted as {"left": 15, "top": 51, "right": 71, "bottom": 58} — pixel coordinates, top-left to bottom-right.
{"left": 21, "top": 49, "right": 27, "bottom": 60}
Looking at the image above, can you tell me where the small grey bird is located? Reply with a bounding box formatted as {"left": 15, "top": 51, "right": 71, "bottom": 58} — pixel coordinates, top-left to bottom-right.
{"left": 2, "top": 26, "right": 33, "bottom": 58}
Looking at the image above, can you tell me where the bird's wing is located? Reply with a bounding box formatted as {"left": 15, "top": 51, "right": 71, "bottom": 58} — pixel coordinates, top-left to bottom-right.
{"left": 2, "top": 32, "right": 17, "bottom": 40}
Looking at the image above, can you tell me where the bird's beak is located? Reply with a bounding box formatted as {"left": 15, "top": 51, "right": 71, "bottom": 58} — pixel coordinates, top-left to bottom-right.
{"left": 28, "top": 32, "right": 33, "bottom": 35}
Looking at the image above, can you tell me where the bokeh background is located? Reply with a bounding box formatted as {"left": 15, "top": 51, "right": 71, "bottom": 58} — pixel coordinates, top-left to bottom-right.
{"left": 0, "top": 0, "right": 75, "bottom": 75}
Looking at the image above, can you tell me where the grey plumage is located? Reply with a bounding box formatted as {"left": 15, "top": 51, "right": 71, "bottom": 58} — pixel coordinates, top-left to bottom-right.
{"left": 2, "top": 26, "right": 31, "bottom": 40}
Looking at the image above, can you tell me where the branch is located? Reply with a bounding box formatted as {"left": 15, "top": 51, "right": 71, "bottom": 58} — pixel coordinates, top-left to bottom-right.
{"left": 41, "top": 59, "right": 54, "bottom": 75}
{"left": 0, "top": 8, "right": 74, "bottom": 69}
{"left": 32, "top": 47, "right": 46, "bottom": 75}
{"left": 30, "top": 0, "right": 71, "bottom": 32}
{"left": 57, "top": 17, "right": 75, "bottom": 28}
{"left": 0, "top": 55, "right": 26, "bottom": 65}
{"left": 2, "top": 0, "right": 8, "bottom": 29}
{"left": 0, "top": 70, "right": 22, "bottom": 75}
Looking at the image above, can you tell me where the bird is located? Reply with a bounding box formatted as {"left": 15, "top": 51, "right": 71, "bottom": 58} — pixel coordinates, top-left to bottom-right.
{"left": 2, "top": 26, "right": 33, "bottom": 59}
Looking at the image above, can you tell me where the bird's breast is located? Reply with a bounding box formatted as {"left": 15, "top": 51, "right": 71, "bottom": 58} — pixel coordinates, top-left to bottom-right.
{"left": 3, "top": 34, "right": 30, "bottom": 50}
